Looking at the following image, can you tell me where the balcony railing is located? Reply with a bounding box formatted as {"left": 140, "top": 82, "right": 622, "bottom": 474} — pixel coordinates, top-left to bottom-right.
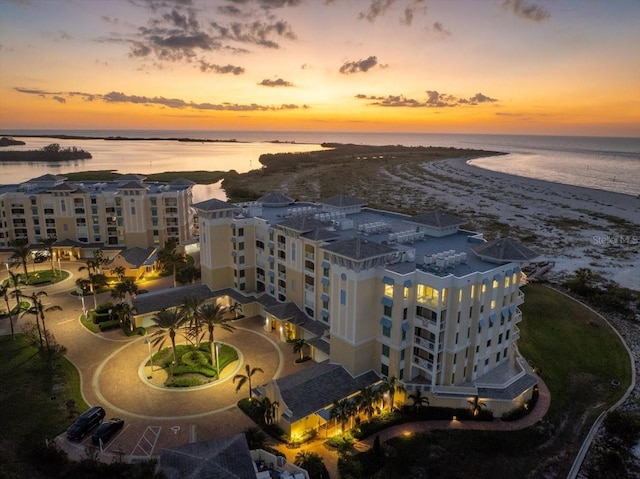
{"left": 305, "top": 251, "right": 315, "bottom": 261}
{"left": 516, "top": 290, "right": 525, "bottom": 304}
{"left": 413, "top": 356, "right": 434, "bottom": 371}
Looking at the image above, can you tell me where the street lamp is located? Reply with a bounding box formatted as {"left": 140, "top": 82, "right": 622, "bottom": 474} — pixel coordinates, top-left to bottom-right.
{"left": 144, "top": 338, "right": 154, "bottom": 379}
{"left": 215, "top": 342, "right": 221, "bottom": 379}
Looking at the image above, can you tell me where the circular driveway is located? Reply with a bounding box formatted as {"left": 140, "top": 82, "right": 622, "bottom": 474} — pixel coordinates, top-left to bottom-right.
{"left": 0, "top": 262, "right": 315, "bottom": 459}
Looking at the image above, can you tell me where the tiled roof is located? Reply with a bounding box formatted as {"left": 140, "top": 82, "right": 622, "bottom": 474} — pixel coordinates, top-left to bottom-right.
{"left": 133, "top": 284, "right": 218, "bottom": 315}
{"left": 192, "top": 198, "right": 239, "bottom": 212}
{"left": 472, "top": 238, "right": 538, "bottom": 263}
{"left": 46, "top": 183, "right": 77, "bottom": 192}
{"left": 299, "top": 318, "right": 329, "bottom": 337}
{"left": 406, "top": 210, "right": 467, "bottom": 228}
{"left": 318, "top": 194, "right": 366, "bottom": 208}
{"left": 257, "top": 191, "right": 294, "bottom": 206}
{"left": 117, "top": 181, "right": 146, "bottom": 189}
{"left": 323, "top": 237, "right": 395, "bottom": 261}
{"left": 307, "top": 336, "right": 330, "bottom": 355}
{"left": 276, "top": 362, "right": 380, "bottom": 421}
{"left": 478, "top": 374, "right": 538, "bottom": 401}
{"left": 264, "top": 302, "right": 308, "bottom": 323}
{"left": 117, "top": 247, "right": 157, "bottom": 268}
{"left": 277, "top": 216, "right": 329, "bottom": 234}
{"left": 159, "top": 433, "right": 255, "bottom": 479}
{"left": 300, "top": 228, "right": 341, "bottom": 242}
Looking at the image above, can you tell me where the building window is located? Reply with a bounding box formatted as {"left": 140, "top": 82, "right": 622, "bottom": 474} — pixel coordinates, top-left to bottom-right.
{"left": 503, "top": 349, "right": 508, "bottom": 358}
{"left": 485, "top": 358, "right": 489, "bottom": 366}
{"left": 498, "top": 333, "right": 503, "bottom": 344}
{"left": 399, "top": 368, "right": 404, "bottom": 380}
{"left": 496, "top": 352, "right": 501, "bottom": 363}
{"left": 382, "top": 345, "right": 390, "bottom": 357}
{"left": 383, "top": 305, "right": 392, "bottom": 317}
{"left": 455, "top": 332, "right": 459, "bottom": 344}
{"left": 291, "top": 243, "right": 296, "bottom": 261}
{"left": 400, "top": 349, "right": 405, "bottom": 360}
{"left": 238, "top": 227, "right": 244, "bottom": 236}
{"left": 506, "top": 329, "right": 510, "bottom": 340}
{"left": 131, "top": 206, "right": 136, "bottom": 215}
{"left": 238, "top": 242, "right": 244, "bottom": 250}
{"left": 382, "top": 325, "right": 391, "bottom": 337}
{"left": 384, "top": 284, "right": 393, "bottom": 297}
{"left": 401, "top": 329, "right": 406, "bottom": 341}
{"left": 487, "top": 339, "right": 491, "bottom": 348}
{"left": 403, "top": 307, "right": 408, "bottom": 320}
{"left": 340, "top": 289, "right": 347, "bottom": 305}
{"left": 381, "top": 363, "right": 389, "bottom": 376}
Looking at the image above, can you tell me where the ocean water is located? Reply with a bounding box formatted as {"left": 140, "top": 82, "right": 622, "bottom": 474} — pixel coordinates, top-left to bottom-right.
{"left": 1, "top": 130, "right": 639, "bottom": 199}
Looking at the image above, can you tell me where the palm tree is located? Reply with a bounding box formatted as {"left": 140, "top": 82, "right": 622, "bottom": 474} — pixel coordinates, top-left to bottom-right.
{"left": 175, "top": 264, "right": 200, "bottom": 285}
{"left": 180, "top": 294, "right": 205, "bottom": 347}
{"left": 233, "top": 364, "right": 264, "bottom": 400}
{"left": 110, "top": 280, "right": 138, "bottom": 302}
{"left": 330, "top": 398, "right": 356, "bottom": 435}
{"left": 468, "top": 395, "right": 486, "bottom": 417}
{"left": 357, "top": 386, "right": 382, "bottom": 421}
{"left": 111, "top": 302, "right": 136, "bottom": 331}
{"left": 294, "top": 451, "right": 329, "bottom": 479}
{"left": 380, "top": 376, "right": 405, "bottom": 410}
{"left": 150, "top": 308, "right": 186, "bottom": 366}
{"left": 24, "top": 291, "right": 62, "bottom": 358}
{"left": 260, "top": 397, "right": 280, "bottom": 425}
{"left": 408, "top": 389, "right": 430, "bottom": 413}
{"left": 8, "top": 271, "right": 24, "bottom": 339}
{"left": 8, "top": 239, "right": 30, "bottom": 281}
{"left": 0, "top": 281, "right": 15, "bottom": 340}
{"left": 92, "top": 249, "right": 107, "bottom": 274}
{"left": 113, "top": 266, "right": 126, "bottom": 283}
{"left": 292, "top": 338, "right": 308, "bottom": 362}
{"left": 197, "top": 303, "right": 234, "bottom": 370}
{"left": 158, "top": 238, "right": 186, "bottom": 288}
{"left": 229, "top": 301, "right": 243, "bottom": 319}
{"left": 40, "top": 235, "right": 57, "bottom": 276}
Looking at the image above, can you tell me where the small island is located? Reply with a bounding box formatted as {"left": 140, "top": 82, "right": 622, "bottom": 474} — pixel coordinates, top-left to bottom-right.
{"left": 0, "top": 137, "right": 26, "bottom": 147}
{"left": 0, "top": 143, "right": 92, "bottom": 162}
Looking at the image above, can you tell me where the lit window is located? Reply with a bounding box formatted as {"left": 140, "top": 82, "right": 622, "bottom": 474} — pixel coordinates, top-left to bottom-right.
{"left": 384, "top": 284, "right": 393, "bottom": 297}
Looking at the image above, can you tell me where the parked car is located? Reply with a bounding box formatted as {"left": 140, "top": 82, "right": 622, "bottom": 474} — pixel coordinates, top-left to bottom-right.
{"left": 67, "top": 406, "right": 105, "bottom": 441}
{"left": 137, "top": 289, "right": 149, "bottom": 294}
{"left": 91, "top": 418, "right": 124, "bottom": 445}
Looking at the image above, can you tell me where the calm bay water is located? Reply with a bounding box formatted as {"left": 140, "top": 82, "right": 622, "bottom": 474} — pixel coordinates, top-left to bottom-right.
{"left": 1, "top": 130, "right": 639, "bottom": 200}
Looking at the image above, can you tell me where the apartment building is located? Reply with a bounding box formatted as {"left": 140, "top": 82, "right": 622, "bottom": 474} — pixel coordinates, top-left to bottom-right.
{"left": 194, "top": 193, "right": 539, "bottom": 438}
{"left": 0, "top": 174, "right": 195, "bottom": 255}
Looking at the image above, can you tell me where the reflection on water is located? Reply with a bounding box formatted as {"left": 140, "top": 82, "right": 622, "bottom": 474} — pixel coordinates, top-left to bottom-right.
{"left": 0, "top": 137, "right": 326, "bottom": 185}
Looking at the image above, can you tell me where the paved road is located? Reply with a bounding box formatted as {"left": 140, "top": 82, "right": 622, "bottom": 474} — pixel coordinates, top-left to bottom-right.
{"left": 0, "top": 261, "right": 313, "bottom": 462}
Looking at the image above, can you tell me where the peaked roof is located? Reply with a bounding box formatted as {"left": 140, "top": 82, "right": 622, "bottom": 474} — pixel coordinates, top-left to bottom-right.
{"left": 46, "top": 182, "right": 77, "bottom": 192}
{"left": 277, "top": 216, "right": 329, "bottom": 234}
{"left": 117, "top": 181, "right": 146, "bottom": 189}
{"left": 258, "top": 191, "right": 294, "bottom": 206}
{"left": 472, "top": 237, "right": 538, "bottom": 263}
{"left": 192, "top": 198, "right": 239, "bottom": 212}
{"left": 118, "top": 174, "right": 146, "bottom": 181}
{"left": 301, "top": 227, "right": 341, "bottom": 242}
{"left": 159, "top": 433, "right": 255, "bottom": 479}
{"left": 407, "top": 210, "right": 467, "bottom": 228}
{"left": 132, "top": 284, "right": 218, "bottom": 315}
{"left": 318, "top": 194, "right": 366, "bottom": 208}
{"left": 276, "top": 362, "right": 380, "bottom": 421}
{"left": 116, "top": 246, "right": 157, "bottom": 268}
{"left": 168, "top": 178, "right": 196, "bottom": 186}
{"left": 29, "top": 174, "right": 66, "bottom": 183}
{"left": 323, "top": 237, "right": 395, "bottom": 261}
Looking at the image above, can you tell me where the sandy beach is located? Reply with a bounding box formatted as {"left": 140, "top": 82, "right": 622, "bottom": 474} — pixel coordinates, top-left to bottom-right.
{"left": 384, "top": 156, "right": 639, "bottom": 289}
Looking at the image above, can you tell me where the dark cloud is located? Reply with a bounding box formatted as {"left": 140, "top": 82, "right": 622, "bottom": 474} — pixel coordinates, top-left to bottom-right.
{"left": 339, "top": 55, "right": 379, "bottom": 74}
{"left": 502, "top": 0, "right": 550, "bottom": 22}
{"left": 14, "top": 86, "right": 307, "bottom": 112}
{"left": 358, "top": 0, "right": 395, "bottom": 22}
{"left": 259, "top": 78, "right": 294, "bottom": 87}
{"left": 355, "top": 90, "right": 498, "bottom": 107}
{"left": 432, "top": 22, "right": 450, "bottom": 36}
{"left": 400, "top": 0, "right": 427, "bottom": 26}
{"left": 198, "top": 60, "right": 245, "bottom": 74}
{"left": 210, "top": 19, "right": 296, "bottom": 49}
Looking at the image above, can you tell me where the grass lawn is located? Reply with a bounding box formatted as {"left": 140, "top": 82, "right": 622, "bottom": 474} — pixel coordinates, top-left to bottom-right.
{"left": 340, "top": 284, "right": 632, "bottom": 479}
{"left": 0, "top": 335, "right": 88, "bottom": 449}
{"left": 3, "top": 269, "right": 70, "bottom": 287}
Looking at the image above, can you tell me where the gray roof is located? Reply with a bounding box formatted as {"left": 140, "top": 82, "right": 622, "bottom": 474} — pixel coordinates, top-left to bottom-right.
{"left": 472, "top": 238, "right": 538, "bottom": 263}
{"left": 301, "top": 228, "right": 342, "bottom": 242}
{"left": 277, "top": 216, "right": 330, "bottom": 234}
{"left": 117, "top": 181, "right": 146, "bottom": 189}
{"left": 276, "top": 362, "right": 380, "bottom": 421}
{"left": 258, "top": 191, "right": 294, "bottom": 207}
{"left": 478, "top": 373, "right": 538, "bottom": 401}
{"left": 29, "top": 174, "right": 66, "bottom": 183}
{"left": 169, "top": 178, "right": 196, "bottom": 186}
{"left": 192, "top": 198, "right": 239, "bottom": 212}
{"left": 133, "top": 284, "right": 218, "bottom": 315}
{"left": 318, "top": 194, "right": 366, "bottom": 208}
{"left": 46, "top": 182, "right": 76, "bottom": 192}
{"left": 118, "top": 174, "right": 146, "bottom": 181}
{"left": 264, "top": 301, "right": 308, "bottom": 323}
{"left": 323, "top": 237, "right": 395, "bottom": 261}
{"left": 307, "top": 336, "right": 330, "bottom": 355}
{"left": 117, "top": 247, "right": 157, "bottom": 268}
{"left": 54, "top": 238, "right": 86, "bottom": 247}
{"left": 406, "top": 210, "right": 467, "bottom": 228}
{"left": 159, "top": 433, "right": 255, "bottom": 479}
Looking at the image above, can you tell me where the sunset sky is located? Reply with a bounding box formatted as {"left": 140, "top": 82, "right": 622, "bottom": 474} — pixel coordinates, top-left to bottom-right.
{"left": 0, "top": 0, "right": 638, "bottom": 137}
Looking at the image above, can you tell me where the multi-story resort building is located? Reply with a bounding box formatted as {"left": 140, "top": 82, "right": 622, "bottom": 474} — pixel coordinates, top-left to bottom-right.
{"left": 181, "top": 192, "right": 539, "bottom": 440}
{"left": 0, "top": 174, "right": 195, "bottom": 262}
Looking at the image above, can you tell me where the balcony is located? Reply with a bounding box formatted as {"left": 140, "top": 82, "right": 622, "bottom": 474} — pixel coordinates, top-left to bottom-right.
{"left": 305, "top": 251, "right": 315, "bottom": 261}
{"left": 512, "top": 326, "right": 521, "bottom": 341}
{"left": 257, "top": 274, "right": 265, "bottom": 282}
{"left": 413, "top": 356, "right": 434, "bottom": 371}
{"left": 513, "top": 308, "right": 523, "bottom": 324}
{"left": 516, "top": 290, "right": 525, "bottom": 305}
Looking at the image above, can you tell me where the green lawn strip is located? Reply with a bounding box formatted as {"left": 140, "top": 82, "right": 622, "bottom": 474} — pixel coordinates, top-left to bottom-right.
{"left": 518, "top": 284, "right": 631, "bottom": 419}
{"left": 0, "top": 335, "right": 86, "bottom": 449}
{"left": 340, "top": 283, "right": 632, "bottom": 479}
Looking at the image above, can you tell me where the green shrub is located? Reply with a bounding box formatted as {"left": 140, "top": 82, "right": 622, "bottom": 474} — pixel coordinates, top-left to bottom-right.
{"left": 182, "top": 350, "right": 210, "bottom": 368}
{"left": 98, "top": 320, "right": 120, "bottom": 332}
{"left": 168, "top": 377, "right": 205, "bottom": 387}
{"left": 171, "top": 364, "right": 217, "bottom": 377}
{"left": 95, "top": 302, "right": 114, "bottom": 314}
{"left": 92, "top": 313, "right": 111, "bottom": 324}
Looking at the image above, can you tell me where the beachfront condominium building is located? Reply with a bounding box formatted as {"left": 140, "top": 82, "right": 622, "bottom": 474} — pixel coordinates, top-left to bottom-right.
{"left": 194, "top": 192, "right": 539, "bottom": 438}
{"left": 0, "top": 174, "right": 195, "bottom": 255}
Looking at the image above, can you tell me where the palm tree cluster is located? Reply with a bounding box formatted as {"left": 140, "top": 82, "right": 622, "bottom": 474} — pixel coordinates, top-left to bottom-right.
{"left": 150, "top": 295, "right": 234, "bottom": 376}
